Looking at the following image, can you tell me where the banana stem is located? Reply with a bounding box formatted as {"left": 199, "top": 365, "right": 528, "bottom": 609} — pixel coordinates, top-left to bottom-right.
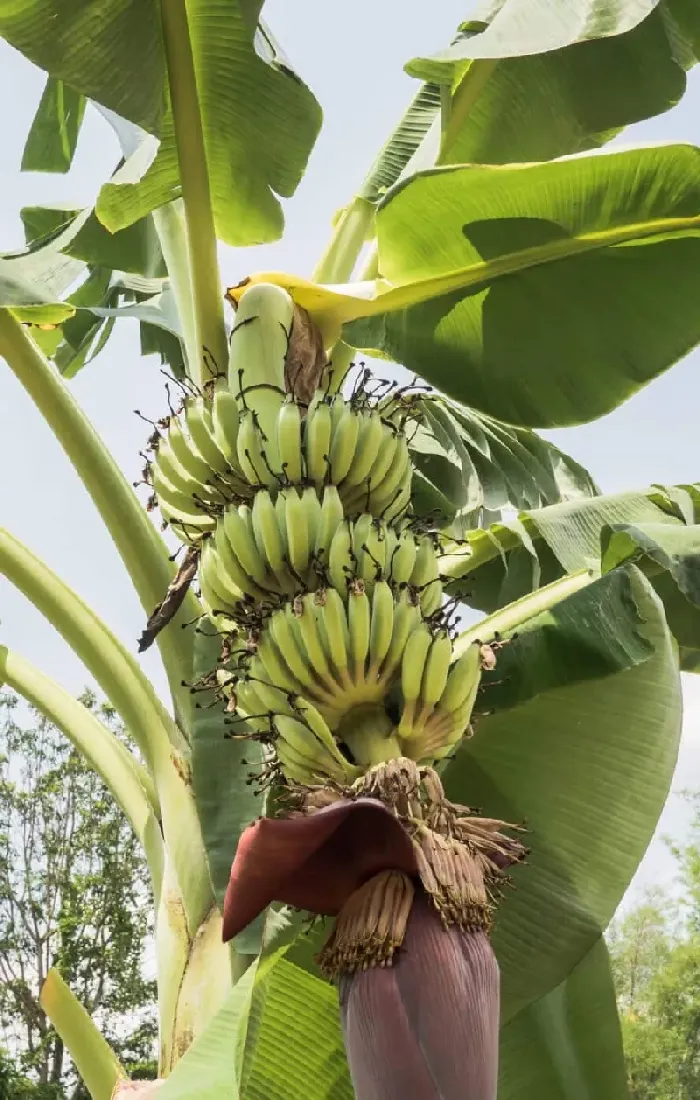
{"left": 312, "top": 196, "right": 375, "bottom": 285}
{"left": 0, "top": 310, "right": 199, "bottom": 730}
{"left": 437, "top": 60, "right": 497, "bottom": 165}
{"left": 453, "top": 569, "right": 594, "bottom": 657}
{"left": 159, "top": 0, "right": 227, "bottom": 383}
{"left": 153, "top": 200, "right": 199, "bottom": 377}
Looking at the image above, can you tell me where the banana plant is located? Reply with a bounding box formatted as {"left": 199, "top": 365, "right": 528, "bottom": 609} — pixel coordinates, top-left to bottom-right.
{"left": 1, "top": 1, "right": 700, "bottom": 1097}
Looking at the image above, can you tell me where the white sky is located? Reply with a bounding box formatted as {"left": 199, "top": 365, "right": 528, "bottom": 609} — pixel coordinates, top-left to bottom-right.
{"left": 1, "top": 0, "right": 699, "bottom": 907}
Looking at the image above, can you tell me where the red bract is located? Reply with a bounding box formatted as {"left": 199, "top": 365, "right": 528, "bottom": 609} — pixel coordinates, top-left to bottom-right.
{"left": 339, "top": 891, "right": 500, "bottom": 1100}
{"left": 222, "top": 798, "right": 418, "bottom": 941}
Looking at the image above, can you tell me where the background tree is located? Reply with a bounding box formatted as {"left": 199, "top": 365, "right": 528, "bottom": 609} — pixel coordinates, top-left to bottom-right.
{"left": 610, "top": 801, "right": 700, "bottom": 1099}
{"left": 0, "top": 691, "right": 157, "bottom": 1097}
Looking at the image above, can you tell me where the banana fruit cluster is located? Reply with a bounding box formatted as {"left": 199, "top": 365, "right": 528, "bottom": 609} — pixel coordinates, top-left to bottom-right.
{"left": 146, "top": 283, "right": 412, "bottom": 540}
{"left": 197, "top": 488, "right": 443, "bottom": 618}
{"left": 222, "top": 583, "right": 482, "bottom": 780}
{"left": 145, "top": 282, "right": 484, "bottom": 781}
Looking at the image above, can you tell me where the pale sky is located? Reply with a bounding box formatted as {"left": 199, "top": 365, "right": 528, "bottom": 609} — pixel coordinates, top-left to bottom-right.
{"left": 1, "top": 0, "right": 699, "bottom": 905}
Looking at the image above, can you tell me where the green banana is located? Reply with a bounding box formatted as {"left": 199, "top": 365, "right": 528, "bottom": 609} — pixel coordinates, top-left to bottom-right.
{"left": 251, "top": 490, "right": 295, "bottom": 594}
{"left": 314, "top": 485, "right": 345, "bottom": 563}
{"left": 380, "top": 589, "right": 422, "bottom": 682}
{"left": 351, "top": 514, "right": 374, "bottom": 582}
{"left": 389, "top": 528, "right": 418, "bottom": 585}
{"left": 166, "top": 416, "right": 213, "bottom": 485}
{"left": 436, "top": 645, "right": 482, "bottom": 715}
{"left": 399, "top": 623, "right": 433, "bottom": 737}
{"left": 222, "top": 506, "right": 271, "bottom": 591}
{"left": 347, "top": 582, "right": 371, "bottom": 683}
{"left": 284, "top": 488, "right": 311, "bottom": 582}
{"left": 316, "top": 587, "right": 351, "bottom": 686}
{"left": 200, "top": 536, "right": 244, "bottom": 613}
{"left": 411, "top": 535, "right": 442, "bottom": 615}
{"left": 327, "top": 519, "right": 354, "bottom": 592}
{"left": 418, "top": 631, "right": 453, "bottom": 721}
{"left": 211, "top": 379, "right": 245, "bottom": 478}
{"left": 236, "top": 409, "right": 276, "bottom": 488}
{"left": 212, "top": 522, "right": 267, "bottom": 605}
{"left": 255, "top": 632, "right": 304, "bottom": 696}
{"left": 276, "top": 397, "right": 304, "bottom": 483}
{"left": 151, "top": 467, "right": 216, "bottom": 537}
{"left": 185, "top": 396, "right": 230, "bottom": 475}
{"left": 305, "top": 391, "right": 333, "bottom": 486}
{"left": 368, "top": 580, "right": 394, "bottom": 675}
{"left": 328, "top": 400, "right": 361, "bottom": 483}
{"left": 268, "top": 607, "right": 318, "bottom": 692}
{"left": 343, "top": 409, "right": 383, "bottom": 489}
{"left": 293, "top": 592, "right": 334, "bottom": 686}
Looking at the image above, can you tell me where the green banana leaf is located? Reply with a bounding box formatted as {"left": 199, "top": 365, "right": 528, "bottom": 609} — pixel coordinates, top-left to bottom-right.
{"left": 22, "top": 75, "right": 85, "bottom": 173}
{"left": 601, "top": 521, "right": 700, "bottom": 670}
{"left": 411, "top": 0, "right": 698, "bottom": 165}
{"left": 0, "top": 206, "right": 90, "bottom": 323}
{"left": 218, "top": 941, "right": 628, "bottom": 1100}
{"left": 409, "top": 395, "right": 599, "bottom": 526}
{"left": 360, "top": 0, "right": 698, "bottom": 207}
{"left": 40, "top": 971, "right": 126, "bottom": 1100}
{"left": 241, "top": 958, "right": 353, "bottom": 1100}
{"left": 360, "top": 82, "right": 443, "bottom": 204}
{"left": 498, "top": 938, "right": 629, "bottom": 1100}
{"left": 155, "top": 962, "right": 260, "bottom": 1100}
{"left": 442, "top": 482, "right": 700, "bottom": 666}
{"left": 342, "top": 145, "right": 700, "bottom": 427}
{"left": 443, "top": 567, "right": 681, "bottom": 1022}
{"left": 15, "top": 203, "right": 184, "bottom": 377}
{"left": 191, "top": 627, "right": 266, "bottom": 952}
{"left": 0, "top": 1, "right": 320, "bottom": 245}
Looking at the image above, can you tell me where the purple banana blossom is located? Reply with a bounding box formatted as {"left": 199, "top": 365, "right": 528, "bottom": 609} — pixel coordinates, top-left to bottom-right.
{"left": 223, "top": 795, "right": 503, "bottom": 1100}
{"left": 340, "top": 891, "right": 499, "bottom": 1100}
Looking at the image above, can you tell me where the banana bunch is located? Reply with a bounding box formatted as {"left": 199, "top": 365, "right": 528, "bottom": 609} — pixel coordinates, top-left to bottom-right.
{"left": 146, "top": 284, "right": 414, "bottom": 542}
{"left": 228, "top": 584, "right": 482, "bottom": 777}
{"left": 197, "top": 489, "right": 444, "bottom": 618}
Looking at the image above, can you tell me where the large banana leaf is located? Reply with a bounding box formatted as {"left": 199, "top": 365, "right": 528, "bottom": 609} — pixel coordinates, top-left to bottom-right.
{"left": 409, "top": 395, "right": 599, "bottom": 525}
{"left": 152, "top": 961, "right": 260, "bottom": 1100}
{"left": 442, "top": 482, "right": 700, "bottom": 666}
{"left": 341, "top": 145, "right": 700, "bottom": 426}
{"left": 498, "top": 938, "right": 629, "bottom": 1100}
{"left": 218, "top": 942, "right": 628, "bottom": 1100}
{"left": 41, "top": 971, "right": 126, "bottom": 1100}
{"left": 15, "top": 204, "right": 184, "bottom": 377}
{"left": 191, "top": 628, "right": 266, "bottom": 952}
{"left": 408, "top": 0, "right": 698, "bottom": 166}
{"left": 241, "top": 959, "right": 353, "bottom": 1100}
{"left": 443, "top": 567, "right": 681, "bottom": 1021}
{"left": 361, "top": 0, "right": 697, "bottom": 206}
{"left": 601, "top": 522, "right": 700, "bottom": 670}
{"left": 0, "top": 1, "right": 321, "bottom": 245}
{"left": 22, "top": 75, "right": 86, "bottom": 173}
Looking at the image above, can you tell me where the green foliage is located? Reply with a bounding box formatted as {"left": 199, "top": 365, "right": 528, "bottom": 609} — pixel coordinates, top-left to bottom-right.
{"left": 609, "top": 800, "right": 700, "bottom": 1098}
{"left": 499, "top": 938, "right": 629, "bottom": 1099}
{"left": 344, "top": 145, "right": 700, "bottom": 426}
{"left": 409, "top": 394, "right": 599, "bottom": 527}
{"left": 408, "top": 0, "right": 699, "bottom": 167}
{"left": 0, "top": 692, "right": 156, "bottom": 1096}
{"left": 445, "top": 569, "right": 681, "bottom": 1021}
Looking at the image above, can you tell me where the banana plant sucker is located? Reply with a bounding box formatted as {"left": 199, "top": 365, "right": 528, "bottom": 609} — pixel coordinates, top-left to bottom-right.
{"left": 142, "top": 281, "right": 528, "bottom": 1098}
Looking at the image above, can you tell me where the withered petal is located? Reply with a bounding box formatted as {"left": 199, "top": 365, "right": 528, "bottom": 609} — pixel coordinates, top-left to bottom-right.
{"left": 222, "top": 799, "right": 418, "bottom": 942}
{"left": 340, "top": 892, "right": 500, "bottom": 1100}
